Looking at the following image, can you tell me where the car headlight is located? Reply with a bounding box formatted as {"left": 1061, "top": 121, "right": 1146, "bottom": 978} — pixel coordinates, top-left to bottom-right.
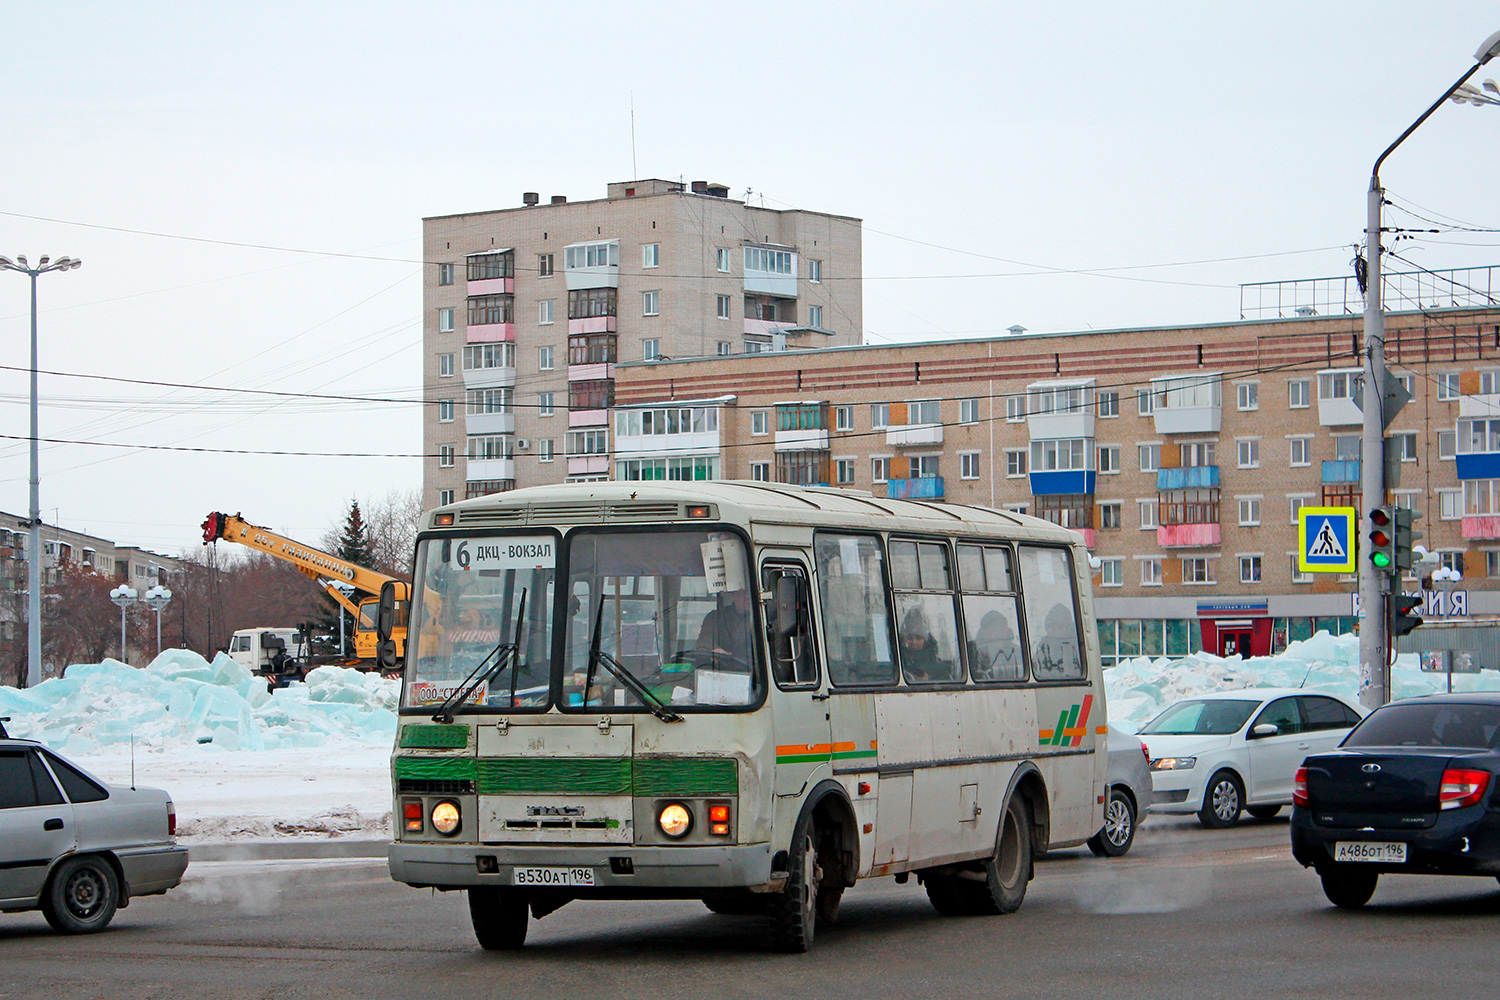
{"left": 658, "top": 802, "right": 693, "bottom": 838}
{"left": 1151, "top": 756, "right": 1197, "bottom": 771}
{"left": 431, "top": 799, "right": 462, "bottom": 836}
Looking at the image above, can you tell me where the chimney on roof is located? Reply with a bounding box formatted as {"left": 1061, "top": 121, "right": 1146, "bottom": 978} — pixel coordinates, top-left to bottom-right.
{"left": 705, "top": 183, "right": 729, "bottom": 198}
{"left": 691, "top": 180, "right": 708, "bottom": 194}
{"left": 522, "top": 192, "right": 540, "bottom": 206}
{"left": 550, "top": 195, "right": 567, "bottom": 205}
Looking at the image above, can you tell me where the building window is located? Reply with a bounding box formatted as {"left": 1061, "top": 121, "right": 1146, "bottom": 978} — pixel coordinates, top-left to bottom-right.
{"left": 463, "top": 342, "right": 515, "bottom": 371}
{"left": 467, "top": 294, "right": 514, "bottom": 326}
{"left": 1437, "top": 373, "right": 1460, "bottom": 400}
{"left": 752, "top": 411, "right": 769, "bottom": 435}
{"left": 1100, "top": 502, "right": 1122, "bottom": 529}
{"left": 642, "top": 243, "right": 659, "bottom": 268}
{"left": 1288, "top": 495, "right": 1310, "bottom": 524}
{"left": 538, "top": 345, "right": 554, "bottom": 370}
{"left": 438, "top": 307, "right": 454, "bottom": 333}
{"left": 960, "top": 452, "right": 980, "bottom": 480}
{"left": 1006, "top": 395, "right": 1026, "bottom": 422}
{"left": 1237, "top": 382, "right": 1259, "bottom": 411}
{"left": 808, "top": 259, "right": 823, "bottom": 282}
{"left": 538, "top": 300, "right": 554, "bottom": 325}
{"left": 1100, "top": 559, "right": 1123, "bottom": 587}
{"left": 1290, "top": 554, "right": 1311, "bottom": 584}
{"left": 1005, "top": 449, "right": 1027, "bottom": 477}
{"left": 777, "top": 450, "right": 829, "bottom": 485}
{"left": 1138, "top": 443, "right": 1161, "bottom": 472}
{"left": 871, "top": 403, "right": 890, "bottom": 429}
{"left": 909, "top": 399, "right": 940, "bottom": 424}
{"left": 808, "top": 304, "right": 823, "bottom": 328}
{"left": 716, "top": 294, "right": 731, "bottom": 319}
{"left": 1098, "top": 445, "right": 1122, "bottom": 474}
{"left": 568, "top": 333, "right": 617, "bottom": 365}
{"left": 1098, "top": 391, "right": 1119, "bottom": 418}
{"left": 439, "top": 353, "right": 454, "bottom": 378}
{"left": 959, "top": 398, "right": 980, "bottom": 424}
{"left": 1239, "top": 497, "right": 1261, "bottom": 526}
{"left": 1136, "top": 386, "right": 1155, "bottom": 416}
{"left": 1391, "top": 431, "right": 1418, "bottom": 461}
{"left": 467, "top": 434, "right": 514, "bottom": 460}
{"left": 438, "top": 263, "right": 455, "bottom": 286}
{"left": 643, "top": 290, "right": 659, "bottom": 316}
{"left": 1181, "top": 558, "right": 1213, "bottom": 584}
{"left": 439, "top": 445, "right": 454, "bottom": 468}
{"left": 1437, "top": 429, "right": 1456, "bottom": 460}
{"left": 910, "top": 455, "right": 940, "bottom": 479}
{"left": 1438, "top": 489, "right": 1462, "bottom": 520}
{"left": 835, "top": 458, "right": 856, "bottom": 484}
{"left": 438, "top": 399, "right": 454, "bottom": 423}
{"left": 466, "top": 387, "right": 513, "bottom": 415}
{"left": 777, "top": 403, "right": 826, "bottom": 432}
{"left": 566, "top": 428, "right": 609, "bottom": 456}
{"left": 568, "top": 380, "right": 613, "bottom": 410}
{"left": 1464, "top": 479, "right": 1500, "bottom": 515}
{"left": 568, "top": 287, "right": 617, "bottom": 319}
{"left": 1181, "top": 441, "right": 1216, "bottom": 467}
{"left": 1290, "top": 437, "right": 1311, "bottom": 466}
{"left": 717, "top": 341, "right": 731, "bottom": 356}
{"left": 1003, "top": 503, "right": 1028, "bottom": 516}
{"left": 538, "top": 439, "right": 554, "bottom": 463}
{"left": 644, "top": 339, "right": 660, "bottom": 361}
{"left": 1141, "top": 558, "right": 1163, "bottom": 586}
{"left": 538, "top": 392, "right": 554, "bottom": 417}
{"left": 750, "top": 461, "right": 770, "bottom": 482}
{"left": 467, "top": 251, "right": 514, "bottom": 280}
{"left": 1318, "top": 370, "right": 1362, "bottom": 403}
{"left": 439, "top": 489, "right": 455, "bottom": 506}
{"left": 872, "top": 457, "right": 890, "bottom": 483}
{"left": 1031, "top": 438, "right": 1089, "bottom": 472}
{"left": 716, "top": 247, "right": 731, "bottom": 272}
{"left": 537, "top": 253, "right": 554, "bottom": 278}
{"left": 565, "top": 242, "right": 619, "bottom": 269}
{"left": 1139, "top": 500, "right": 1159, "bottom": 529}
{"left": 1239, "top": 555, "right": 1262, "bottom": 584}
{"left": 1288, "top": 379, "right": 1310, "bottom": 408}
{"left": 1237, "top": 438, "right": 1260, "bottom": 469}
{"left": 1438, "top": 551, "right": 1464, "bottom": 574}
{"left": 835, "top": 405, "right": 854, "bottom": 431}
{"left": 1488, "top": 551, "right": 1500, "bottom": 578}
{"left": 745, "top": 246, "right": 795, "bottom": 274}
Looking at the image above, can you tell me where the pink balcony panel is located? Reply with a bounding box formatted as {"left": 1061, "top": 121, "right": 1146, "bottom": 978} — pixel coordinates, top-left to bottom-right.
{"left": 466, "top": 277, "right": 514, "bottom": 296}
{"left": 568, "top": 455, "right": 610, "bottom": 476}
{"left": 1075, "top": 528, "right": 1096, "bottom": 549}
{"left": 1462, "top": 515, "right": 1500, "bottom": 540}
{"left": 568, "top": 316, "right": 617, "bottom": 335}
{"left": 1156, "top": 523, "right": 1221, "bottom": 548}
{"left": 568, "top": 363, "right": 614, "bottom": 382}
{"left": 570, "top": 409, "right": 608, "bottom": 428}
{"left": 467, "top": 323, "right": 514, "bottom": 343}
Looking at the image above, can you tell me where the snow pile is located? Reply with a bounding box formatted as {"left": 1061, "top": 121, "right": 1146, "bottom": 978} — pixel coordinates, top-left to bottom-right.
{"left": 1105, "top": 630, "right": 1500, "bottom": 731}
{"left": 0, "top": 649, "right": 399, "bottom": 755}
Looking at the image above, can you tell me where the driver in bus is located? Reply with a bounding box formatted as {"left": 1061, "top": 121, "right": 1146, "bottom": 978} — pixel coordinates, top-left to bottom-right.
{"left": 695, "top": 586, "right": 752, "bottom": 665}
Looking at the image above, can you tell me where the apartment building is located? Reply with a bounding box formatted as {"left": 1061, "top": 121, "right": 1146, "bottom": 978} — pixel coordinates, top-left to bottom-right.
{"left": 611, "top": 301, "right": 1500, "bottom": 663}
{"left": 422, "top": 179, "right": 863, "bottom": 509}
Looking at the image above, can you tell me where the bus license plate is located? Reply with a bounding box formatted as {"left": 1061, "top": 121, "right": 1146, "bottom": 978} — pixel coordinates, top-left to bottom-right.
{"left": 513, "top": 867, "right": 596, "bottom": 887}
{"left": 1334, "top": 841, "right": 1406, "bottom": 863}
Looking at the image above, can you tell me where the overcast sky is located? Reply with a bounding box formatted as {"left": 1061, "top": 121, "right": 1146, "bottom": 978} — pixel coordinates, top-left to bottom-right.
{"left": 4, "top": 3, "right": 1500, "bottom": 557}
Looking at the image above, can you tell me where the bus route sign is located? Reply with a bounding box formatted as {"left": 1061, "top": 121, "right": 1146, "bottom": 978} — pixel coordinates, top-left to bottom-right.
{"left": 1298, "top": 506, "right": 1357, "bottom": 574}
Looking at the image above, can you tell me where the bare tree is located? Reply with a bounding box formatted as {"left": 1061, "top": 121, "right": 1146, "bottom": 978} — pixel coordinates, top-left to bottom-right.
{"left": 363, "top": 488, "right": 422, "bottom": 580}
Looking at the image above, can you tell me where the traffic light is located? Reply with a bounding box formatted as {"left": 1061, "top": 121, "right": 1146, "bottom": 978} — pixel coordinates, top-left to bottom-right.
{"left": 1393, "top": 507, "right": 1424, "bottom": 572}
{"left": 1367, "top": 506, "right": 1396, "bottom": 573}
{"left": 1392, "top": 593, "right": 1424, "bottom": 637}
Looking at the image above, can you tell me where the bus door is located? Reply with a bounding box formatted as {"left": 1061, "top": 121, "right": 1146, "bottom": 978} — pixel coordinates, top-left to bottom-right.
{"left": 762, "top": 560, "right": 829, "bottom": 798}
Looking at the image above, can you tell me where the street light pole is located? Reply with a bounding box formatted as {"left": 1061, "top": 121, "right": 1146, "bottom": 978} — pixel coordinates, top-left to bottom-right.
{"left": 0, "top": 254, "right": 82, "bottom": 688}
{"left": 143, "top": 585, "right": 173, "bottom": 656}
{"left": 109, "top": 585, "right": 138, "bottom": 663}
{"left": 1359, "top": 31, "right": 1500, "bottom": 711}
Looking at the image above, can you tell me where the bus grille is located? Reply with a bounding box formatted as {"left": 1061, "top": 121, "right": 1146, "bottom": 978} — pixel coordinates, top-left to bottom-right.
{"left": 455, "top": 502, "right": 684, "bottom": 526}
{"left": 398, "top": 778, "right": 476, "bottom": 795}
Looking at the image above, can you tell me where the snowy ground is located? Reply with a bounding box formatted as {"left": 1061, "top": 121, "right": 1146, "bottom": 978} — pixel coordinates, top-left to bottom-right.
{"left": 2, "top": 635, "right": 1496, "bottom": 844}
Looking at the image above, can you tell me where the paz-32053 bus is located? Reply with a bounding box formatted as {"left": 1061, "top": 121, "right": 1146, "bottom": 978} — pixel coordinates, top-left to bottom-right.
{"left": 386, "top": 481, "right": 1106, "bottom": 952}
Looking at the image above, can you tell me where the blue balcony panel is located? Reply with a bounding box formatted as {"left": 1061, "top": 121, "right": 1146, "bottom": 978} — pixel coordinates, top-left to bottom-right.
{"left": 1029, "top": 470, "right": 1094, "bottom": 496}
{"left": 1321, "top": 460, "right": 1360, "bottom": 485}
{"left": 887, "top": 477, "right": 944, "bottom": 499}
{"left": 1156, "top": 466, "right": 1219, "bottom": 490}
{"left": 1455, "top": 453, "right": 1500, "bottom": 481}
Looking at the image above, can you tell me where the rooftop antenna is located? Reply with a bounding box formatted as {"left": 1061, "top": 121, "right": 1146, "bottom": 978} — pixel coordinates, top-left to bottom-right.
{"left": 630, "top": 92, "right": 638, "bottom": 180}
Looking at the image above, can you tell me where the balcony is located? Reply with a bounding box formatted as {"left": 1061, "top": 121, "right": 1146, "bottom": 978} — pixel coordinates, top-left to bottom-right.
{"left": 1151, "top": 374, "right": 1221, "bottom": 435}
{"left": 1075, "top": 528, "right": 1096, "bottom": 550}
{"left": 1321, "top": 460, "right": 1360, "bottom": 485}
{"left": 466, "top": 322, "right": 514, "bottom": 344}
{"left": 466, "top": 276, "right": 514, "bottom": 296}
{"left": 1457, "top": 452, "right": 1500, "bottom": 480}
{"left": 744, "top": 318, "right": 796, "bottom": 340}
{"left": 776, "top": 428, "right": 829, "bottom": 452}
{"left": 1157, "top": 523, "right": 1221, "bottom": 548}
{"left": 568, "top": 455, "right": 609, "bottom": 477}
{"left": 568, "top": 316, "right": 617, "bottom": 335}
{"left": 887, "top": 477, "right": 944, "bottom": 500}
{"left": 1460, "top": 393, "right": 1500, "bottom": 419}
{"left": 1026, "top": 380, "right": 1094, "bottom": 440}
{"left": 1316, "top": 369, "right": 1363, "bottom": 426}
{"left": 466, "top": 458, "right": 515, "bottom": 482}
{"left": 569, "top": 409, "right": 608, "bottom": 428}
{"left": 1157, "top": 466, "right": 1219, "bottom": 490}
{"left": 885, "top": 423, "right": 944, "bottom": 448}
{"left": 1029, "top": 470, "right": 1095, "bottom": 496}
{"left": 568, "top": 363, "right": 615, "bottom": 382}
{"left": 461, "top": 366, "right": 516, "bottom": 388}
{"left": 465, "top": 412, "right": 514, "bottom": 436}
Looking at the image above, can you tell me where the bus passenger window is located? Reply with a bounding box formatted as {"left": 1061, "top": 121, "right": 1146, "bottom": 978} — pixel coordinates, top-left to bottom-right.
{"left": 1019, "top": 545, "right": 1084, "bottom": 680}
{"left": 814, "top": 533, "right": 896, "bottom": 686}
{"left": 958, "top": 544, "right": 1025, "bottom": 682}
{"left": 891, "top": 539, "right": 962, "bottom": 685}
{"left": 763, "top": 566, "right": 818, "bottom": 688}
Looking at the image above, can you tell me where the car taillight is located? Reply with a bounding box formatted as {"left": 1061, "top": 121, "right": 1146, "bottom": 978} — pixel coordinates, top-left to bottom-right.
{"left": 1438, "top": 768, "right": 1491, "bottom": 810}
{"left": 403, "top": 798, "right": 424, "bottom": 833}
{"left": 167, "top": 800, "right": 177, "bottom": 836}
{"left": 1140, "top": 741, "right": 1150, "bottom": 764}
{"left": 1292, "top": 766, "right": 1308, "bottom": 807}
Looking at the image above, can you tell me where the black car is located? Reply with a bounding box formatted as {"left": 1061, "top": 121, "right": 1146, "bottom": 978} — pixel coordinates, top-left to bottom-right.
{"left": 1290, "top": 692, "right": 1500, "bottom": 908}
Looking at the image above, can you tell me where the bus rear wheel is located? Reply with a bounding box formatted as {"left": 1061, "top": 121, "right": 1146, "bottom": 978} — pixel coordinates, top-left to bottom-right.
{"left": 768, "top": 823, "right": 820, "bottom": 953}
{"left": 926, "top": 795, "right": 1033, "bottom": 916}
{"left": 469, "top": 888, "right": 528, "bottom": 950}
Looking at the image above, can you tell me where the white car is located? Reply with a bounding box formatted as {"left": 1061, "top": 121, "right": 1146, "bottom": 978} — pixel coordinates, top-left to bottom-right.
{"left": 1139, "top": 689, "right": 1365, "bottom": 829}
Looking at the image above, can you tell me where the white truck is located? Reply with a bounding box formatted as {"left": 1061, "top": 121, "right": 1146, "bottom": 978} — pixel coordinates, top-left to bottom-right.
{"left": 225, "top": 628, "right": 309, "bottom": 684}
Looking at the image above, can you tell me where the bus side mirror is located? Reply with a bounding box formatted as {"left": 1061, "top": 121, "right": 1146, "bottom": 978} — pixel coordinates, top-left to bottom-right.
{"left": 377, "top": 581, "right": 409, "bottom": 672}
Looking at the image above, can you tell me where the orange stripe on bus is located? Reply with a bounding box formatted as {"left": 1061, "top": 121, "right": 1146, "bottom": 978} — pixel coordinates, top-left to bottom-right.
{"left": 1096, "top": 725, "right": 1109, "bottom": 734}
{"left": 776, "top": 744, "right": 832, "bottom": 756}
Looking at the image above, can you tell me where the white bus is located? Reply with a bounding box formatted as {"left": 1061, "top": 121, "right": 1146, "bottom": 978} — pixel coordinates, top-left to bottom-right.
{"left": 386, "top": 481, "right": 1107, "bottom": 952}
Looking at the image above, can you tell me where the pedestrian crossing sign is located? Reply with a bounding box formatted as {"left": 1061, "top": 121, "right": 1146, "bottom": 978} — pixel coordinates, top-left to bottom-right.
{"left": 1298, "top": 506, "right": 1357, "bottom": 573}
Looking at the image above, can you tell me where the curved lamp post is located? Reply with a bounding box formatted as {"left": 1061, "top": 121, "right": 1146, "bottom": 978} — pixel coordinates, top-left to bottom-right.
{"left": 0, "top": 254, "right": 82, "bottom": 688}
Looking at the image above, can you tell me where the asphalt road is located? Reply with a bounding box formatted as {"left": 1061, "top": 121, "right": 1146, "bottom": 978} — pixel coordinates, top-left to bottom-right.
{"left": 4, "top": 814, "right": 1499, "bottom": 1000}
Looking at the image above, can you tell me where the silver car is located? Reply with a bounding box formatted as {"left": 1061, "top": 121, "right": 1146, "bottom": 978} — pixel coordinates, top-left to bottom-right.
{"left": 1089, "top": 724, "right": 1154, "bottom": 857}
{"left": 0, "top": 736, "right": 189, "bottom": 933}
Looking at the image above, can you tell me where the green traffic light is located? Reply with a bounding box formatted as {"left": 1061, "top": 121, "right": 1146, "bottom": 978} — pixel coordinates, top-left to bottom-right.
{"left": 1371, "top": 552, "right": 1392, "bottom": 568}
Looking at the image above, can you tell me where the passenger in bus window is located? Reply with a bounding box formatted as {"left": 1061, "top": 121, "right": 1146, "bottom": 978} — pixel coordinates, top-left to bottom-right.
{"left": 695, "top": 587, "right": 752, "bottom": 666}
{"left": 1034, "top": 604, "right": 1081, "bottom": 678}
{"left": 971, "top": 608, "right": 1022, "bottom": 681}
{"left": 899, "top": 607, "right": 943, "bottom": 681}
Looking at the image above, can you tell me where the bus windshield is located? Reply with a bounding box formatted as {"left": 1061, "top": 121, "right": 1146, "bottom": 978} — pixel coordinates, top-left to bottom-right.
{"left": 403, "top": 534, "right": 557, "bottom": 711}
{"left": 561, "top": 528, "right": 762, "bottom": 712}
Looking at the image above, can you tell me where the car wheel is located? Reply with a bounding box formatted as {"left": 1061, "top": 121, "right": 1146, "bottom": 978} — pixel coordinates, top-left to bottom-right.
{"left": 468, "top": 888, "right": 528, "bottom": 950}
{"left": 1088, "top": 788, "right": 1136, "bottom": 857}
{"left": 1247, "top": 804, "right": 1282, "bottom": 820}
{"left": 40, "top": 855, "right": 119, "bottom": 934}
{"left": 1320, "top": 867, "right": 1378, "bottom": 909}
{"left": 1198, "top": 771, "right": 1244, "bottom": 829}
{"left": 768, "top": 822, "right": 819, "bottom": 952}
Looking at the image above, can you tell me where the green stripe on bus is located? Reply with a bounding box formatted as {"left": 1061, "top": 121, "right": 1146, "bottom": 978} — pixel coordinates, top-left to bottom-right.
{"left": 399, "top": 724, "right": 470, "bottom": 750}
{"left": 776, "top": 752, "right": 831, "bottom": 764}
{"left": 831, "top": 749, "right": 878, "bottom": 760}
{"left": 477, "top": 758, "right": 633, "bottom": 795}
{"left": 633, "top": 757, "right": 738, "bottom": 797}
{"left": 395, "top": 756, "right": 477, "bottom": 781}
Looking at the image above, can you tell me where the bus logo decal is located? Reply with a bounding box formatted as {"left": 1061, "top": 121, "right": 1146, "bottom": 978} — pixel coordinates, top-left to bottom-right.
{"left": 1038, "top": 695, "right": 1093, "bottom": 747}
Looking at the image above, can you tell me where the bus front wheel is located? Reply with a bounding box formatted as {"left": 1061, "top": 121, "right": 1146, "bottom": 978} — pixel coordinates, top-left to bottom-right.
{"left": 469, "top": 887, "right": 528, "bottom": 950}
{"left": 768, "top": 823, "right": 820, "bottom": 953}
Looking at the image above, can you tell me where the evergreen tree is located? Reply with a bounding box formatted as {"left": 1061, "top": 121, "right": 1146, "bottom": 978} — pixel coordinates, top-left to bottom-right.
{"left": 317, "top": 498, "right": 375, "bottom": 653}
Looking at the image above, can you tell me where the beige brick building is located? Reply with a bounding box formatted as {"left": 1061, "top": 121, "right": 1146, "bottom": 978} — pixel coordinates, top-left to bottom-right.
{"left": 422, "top": 179, "right": 862, "bottom": 506}
{"left": 611, "top": 304, "right": 1500, "bottom": 662}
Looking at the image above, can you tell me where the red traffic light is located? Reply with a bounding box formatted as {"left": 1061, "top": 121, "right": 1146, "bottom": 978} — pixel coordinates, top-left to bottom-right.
{"left": 1369, "top": 507, "right": 1392, "bottom": 528}
{"left": 1370, "top": 529, "right": 1392, "bottom": 547}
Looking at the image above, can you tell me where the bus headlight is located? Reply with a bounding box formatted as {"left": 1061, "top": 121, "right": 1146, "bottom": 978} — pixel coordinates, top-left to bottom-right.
{"left": 431, "top": 800, "right": 462, "bottom": 836}
{"left": 658, "top": 802, "right": 693, "bottom": 838}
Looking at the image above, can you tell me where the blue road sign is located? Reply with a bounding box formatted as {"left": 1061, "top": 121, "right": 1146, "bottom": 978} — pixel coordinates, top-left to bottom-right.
{"left": 1299, "top": 506, "right": 1357, "bottom": 573}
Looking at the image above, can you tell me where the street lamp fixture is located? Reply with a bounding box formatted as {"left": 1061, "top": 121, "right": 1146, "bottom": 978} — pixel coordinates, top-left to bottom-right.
{"left": 109, "top": 585, "right": 138, "bottom": 663}
{"left": 142, "top": 585, "right": 173, "bottom": 656}
{"left": 0, "top": 253, "right": 82, "bottom": 689}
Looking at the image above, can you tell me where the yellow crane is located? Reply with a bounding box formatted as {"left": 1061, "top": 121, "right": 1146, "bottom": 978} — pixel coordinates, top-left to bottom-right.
{"left": 201, "top": 511, "right": 407, "bottom": 666}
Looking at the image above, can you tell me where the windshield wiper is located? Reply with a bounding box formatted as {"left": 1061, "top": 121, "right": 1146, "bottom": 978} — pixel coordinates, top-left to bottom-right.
{"left": 432, "top": 588, "right": 527, "bottom": 723}
{"left": 584, "top": 594, "right": 682, "bottom": 723}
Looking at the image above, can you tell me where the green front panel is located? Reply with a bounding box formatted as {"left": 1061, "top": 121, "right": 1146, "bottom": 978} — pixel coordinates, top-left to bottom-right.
{"left": 395, "top": 756, "right": 477, "bottom": 781}
{"left": 399, "top": 724, "right": 471, "bottom": 749}
{"left": 476, "top": 757, "right": 633, "bottom": 795}
{"left": 632, "top": 757, "right": 738, "bottom": 797}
